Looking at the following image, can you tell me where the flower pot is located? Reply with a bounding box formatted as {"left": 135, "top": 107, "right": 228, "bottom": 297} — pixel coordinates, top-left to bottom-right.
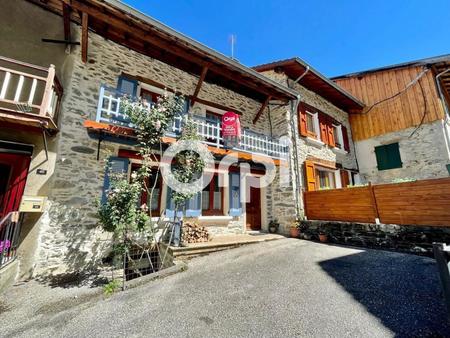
{"left": 319, "top": 234, "right": 328, "bottom": 243}
{"left": 290, "top": 227, "right": 300, "bottom": 238}
{"left": 268, "top": 226, "right": 277, "bottom": 234}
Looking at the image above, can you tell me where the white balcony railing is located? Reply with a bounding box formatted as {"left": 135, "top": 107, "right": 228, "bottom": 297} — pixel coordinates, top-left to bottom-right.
{"left": 96, "top": 85, "right": 289, "bottom": 159}
{"left": 0, "top": 56, "right": 63, "bottom": 126}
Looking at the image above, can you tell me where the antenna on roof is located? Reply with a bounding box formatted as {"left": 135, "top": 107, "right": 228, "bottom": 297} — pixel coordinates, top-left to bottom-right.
{"left": 229, "top": 34, "right": 237, "bottom": 60}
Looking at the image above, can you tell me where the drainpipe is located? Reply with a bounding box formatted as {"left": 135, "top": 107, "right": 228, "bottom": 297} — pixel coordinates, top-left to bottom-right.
{"left": 435, "top": 69, "right": 450, "bottom": 162}
{"left": 287, "top": 66, "right": 310, "bottom": 219}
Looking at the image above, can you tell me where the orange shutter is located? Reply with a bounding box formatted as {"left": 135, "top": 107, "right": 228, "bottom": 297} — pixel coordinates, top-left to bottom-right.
{"left": 304, "top": 160, "right": 316, "bottom": 191}
{"left": 327, "top": 122, "right": 335, "bottom": 147}
{"left": 340, "top": 170, "right": 350, "bottom": 188}
{"left": 298, "top": 104, "right": 308, "bottom": 137}
{"left": 318, "top": 113, "right": 328, "bottom": 144}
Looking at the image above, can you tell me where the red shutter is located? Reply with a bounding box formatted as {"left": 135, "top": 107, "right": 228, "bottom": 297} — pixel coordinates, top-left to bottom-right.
{"left": 342, "top": 126, "right": 350, "bottom": 152}
{"left": 318, "top": 113, "right": 328, "bottom": 144}
{"left": 304, "top": 161, "right": 316, "bottom": 191}
{"left": 298, "top": 104, "right": 308, "bottom": 137}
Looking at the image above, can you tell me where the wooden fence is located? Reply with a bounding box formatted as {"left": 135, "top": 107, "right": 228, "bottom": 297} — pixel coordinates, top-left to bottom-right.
{"left": 304, "top": 177, "right": 450, "bottom": 226}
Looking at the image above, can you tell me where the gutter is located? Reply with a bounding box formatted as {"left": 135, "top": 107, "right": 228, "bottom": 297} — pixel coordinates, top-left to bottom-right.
{"left": 104, "top": 0, "right": 298, "bottom": 100}
{"left": 435, "top": 68, "right": 450, "bottom": 161}
{"left": 287, "top": 67, "right": 310, "bottom": 219}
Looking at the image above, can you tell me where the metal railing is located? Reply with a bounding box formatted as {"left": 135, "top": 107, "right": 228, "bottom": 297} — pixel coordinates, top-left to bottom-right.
{"left": 0, "top": 56, "right": 63, "bottom": 124}
{"left": 0, "top": 212, "right": 22, "bottom": 270}
{"left": 96, "top": 85, "right": 289, "bottom": 159}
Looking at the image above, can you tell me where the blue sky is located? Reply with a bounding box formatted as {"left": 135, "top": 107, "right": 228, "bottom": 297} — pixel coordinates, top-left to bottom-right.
{"left": 126, "top": 1, "right": 450, "bottom": 77}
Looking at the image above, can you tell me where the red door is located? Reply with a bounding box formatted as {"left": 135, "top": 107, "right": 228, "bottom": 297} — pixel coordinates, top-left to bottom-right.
{"left": 0, "top": 153, "right": 31, "bottom": 219}
{"left": 246, "top": 186, "right": 261, "bottom": 231}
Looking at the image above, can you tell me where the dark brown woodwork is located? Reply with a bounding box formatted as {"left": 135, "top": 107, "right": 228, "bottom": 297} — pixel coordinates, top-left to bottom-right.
{"left": 62, "top": 3, "right": 71, "bottom": 42}
{"left": 28, "top": 0, "right": 294, "bottom": 102}
{"left": 253, "top": 96, "right": 271, "bottom": 124}
{"left": 246, "top": 186, "right": 261, "bottom": 230}
{"left": 81, "top": 11, "right": 88, "bottom": 63}
{"left": 191, "top": 65, "right": 209, "bottom": 106}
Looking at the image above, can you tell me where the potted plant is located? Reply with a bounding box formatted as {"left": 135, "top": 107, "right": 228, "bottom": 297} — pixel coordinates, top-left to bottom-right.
{"left": 297, "top": 219, "right": 309, "bottom": 238}
{"left": 289, "top": 220, "right": 300, "bottom": 238}
{"left": 318, "top": 231, "right": 328, "bottom": 243}
{"left": 268, "top": 220, "right": 279, "bottom": 234}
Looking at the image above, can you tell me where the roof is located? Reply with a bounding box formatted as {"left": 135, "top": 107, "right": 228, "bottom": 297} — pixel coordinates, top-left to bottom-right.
{"left": 332, "top": 54, "right": 450, "bottom": 110}
{"left": 331, "top": 53, "right": 450, "bottom": 79}
{"left": 28, "top": 0, "right": 298, "bottom": 102}
{"left": 253, "top": 57, "right": 365, "bottom": 113}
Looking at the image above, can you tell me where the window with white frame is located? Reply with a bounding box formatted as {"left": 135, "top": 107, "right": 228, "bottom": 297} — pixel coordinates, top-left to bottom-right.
{"left": 333, "top": 124, "right": 344, "bottom": 149}
{"left": 306, "top": 111, "right": 320, "bottom": 140}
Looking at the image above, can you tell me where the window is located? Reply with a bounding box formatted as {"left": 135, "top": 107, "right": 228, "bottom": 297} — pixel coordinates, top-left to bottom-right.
{"left": 306, "top": 112, "right": 315, "bottom": 134}
{"left": 333, "top": 124, "right": 345, "bottom": 149}
{"left": 315, "top": 168, "right": 336, "bottom": 190}
{"left": 130, "top": 164, "right": 162, "bottom": 215}
{"left": 117, "top": 76, "right": 138, "bottom": 97}
{"left": 202, "top": 174, "right": 223, "bottom": 215}
{"left": 374, "top": 143, "right": 402, "bottom": 171}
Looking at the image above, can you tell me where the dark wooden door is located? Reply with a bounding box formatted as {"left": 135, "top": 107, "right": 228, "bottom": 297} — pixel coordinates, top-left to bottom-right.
{"left": 0, "top": 153, "right": 31, "bottom": 219}
{"left": 246, "top": 186, "right": 261, "bottom": 230}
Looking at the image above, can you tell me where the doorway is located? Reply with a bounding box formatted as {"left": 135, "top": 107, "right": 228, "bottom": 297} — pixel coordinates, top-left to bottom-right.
{"left": 0, "top": 152, "right": 31, "bottom": 219}
{"left": 245, "top": 186, "right": 261, "bottom": 231}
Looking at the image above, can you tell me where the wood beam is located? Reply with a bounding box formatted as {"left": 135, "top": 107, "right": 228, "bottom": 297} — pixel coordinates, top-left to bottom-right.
{"left": 253, "top": 96, "right": 271, "bottom": 124}
{"left": 81, "top": 12, "right": 88, "bottom": 63}
{"left": 62, "top": 3, "right": 71, "bottom": 42}
{"left": 191, "top": 65, "right": 208, "bottom": 106}
{"left": 64, "top": 0, "right": 286, "bottom": 100}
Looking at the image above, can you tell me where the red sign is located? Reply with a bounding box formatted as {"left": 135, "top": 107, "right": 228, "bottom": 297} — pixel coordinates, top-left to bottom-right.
{"left": 222, "top": 111, "right": 241, "bottom": 137}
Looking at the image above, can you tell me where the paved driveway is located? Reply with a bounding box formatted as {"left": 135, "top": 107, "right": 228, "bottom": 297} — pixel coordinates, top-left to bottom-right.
{"left": 1, "top": 239, "right": 449, "bottom": 337}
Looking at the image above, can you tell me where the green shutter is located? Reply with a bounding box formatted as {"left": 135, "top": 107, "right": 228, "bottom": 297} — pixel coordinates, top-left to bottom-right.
{"left": 375, "top": 143, "right": 402, "bottom": 171}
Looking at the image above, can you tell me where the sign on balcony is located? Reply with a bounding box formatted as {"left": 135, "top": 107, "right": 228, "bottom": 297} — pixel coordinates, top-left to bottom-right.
{"left": 222, "top": 111, "right": 241, "bottom": 148}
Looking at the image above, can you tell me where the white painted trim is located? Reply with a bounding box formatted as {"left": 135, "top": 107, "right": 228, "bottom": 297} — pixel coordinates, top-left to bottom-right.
{"left": 306, "top": 137, "right": 325, "bottom": 148}
{"left": 332, "top": 147, "right": 348, "bottom": 155}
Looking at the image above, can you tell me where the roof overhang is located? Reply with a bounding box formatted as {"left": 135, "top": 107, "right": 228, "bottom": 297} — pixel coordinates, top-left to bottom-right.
{"left": 253, "top": 58, "right": 365, "bottom": 113}
{"left": 27, "top": 0, "right": 297, "bottom": 103}
{"left": 332, "top": 54, "right": 450, "bottom": 109}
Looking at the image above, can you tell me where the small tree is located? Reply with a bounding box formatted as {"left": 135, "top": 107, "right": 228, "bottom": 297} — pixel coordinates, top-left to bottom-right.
{"left": 98, "top": 91, "right": 185, "bottom": 286}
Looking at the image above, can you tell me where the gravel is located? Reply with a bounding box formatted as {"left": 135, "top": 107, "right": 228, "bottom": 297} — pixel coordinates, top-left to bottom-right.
{"left": 0, "top": 239, "right": 449, "bottom": 337}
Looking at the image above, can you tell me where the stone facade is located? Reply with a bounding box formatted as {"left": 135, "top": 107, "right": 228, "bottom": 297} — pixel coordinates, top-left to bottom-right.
{"left": 30, "top": 24, "right": 295, "bottom": 275}
{"left": 354, "top": 119, "right": 450, "bottom": 184}
{"left": 260, "top": 70, "right": 359, "bottom": 231}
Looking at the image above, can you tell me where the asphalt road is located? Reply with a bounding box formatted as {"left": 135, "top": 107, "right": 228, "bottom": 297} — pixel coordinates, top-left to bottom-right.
{"left": 1, "top": 239, "right": 449, "bottom": 337}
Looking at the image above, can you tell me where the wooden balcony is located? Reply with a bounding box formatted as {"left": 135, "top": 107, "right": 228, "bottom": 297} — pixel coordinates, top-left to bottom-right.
{"left": 95, "top": 85, "right": 289, "bottom": 159}
{"left": 0, "top": 56, "right": 63, "bottom": 133}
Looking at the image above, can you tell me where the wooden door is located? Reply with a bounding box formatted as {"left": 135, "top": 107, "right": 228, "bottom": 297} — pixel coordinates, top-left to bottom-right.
{"left": 245, "top": 186, "right": 261, "bottom": 230}
{"left": 0, "top": 153, "right": 31, "bottom": 219}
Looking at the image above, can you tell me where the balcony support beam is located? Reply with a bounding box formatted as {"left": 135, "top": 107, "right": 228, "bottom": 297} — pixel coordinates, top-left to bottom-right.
{"left": 81, "top": 12, "right": 89, "bottom": 63}
{"left": 191, "top": 65, "right": 208, "bottom": 106}
{"left": 253, "top": 96, "right": 271, "bottom": 124}
{"left": 62, "top": 3, "right": 71, "bottom": 43}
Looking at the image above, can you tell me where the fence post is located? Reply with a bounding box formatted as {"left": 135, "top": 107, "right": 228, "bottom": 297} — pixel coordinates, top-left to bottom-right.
{"left": 368, "top": 182, "right": 380, "bottom": 223}
{"left": 433, "top": 243, "right": 450, "bottom": 317}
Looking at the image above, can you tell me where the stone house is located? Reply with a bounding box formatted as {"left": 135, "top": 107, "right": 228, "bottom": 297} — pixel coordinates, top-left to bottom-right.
{"left": 332, "top": 55, "right": 450, "bottom": 184}
{"left": 0, "top": 0, "right": 365, "bottom": 287}
{"left": 254, "top": 58, "right": 365, "bottom": 203}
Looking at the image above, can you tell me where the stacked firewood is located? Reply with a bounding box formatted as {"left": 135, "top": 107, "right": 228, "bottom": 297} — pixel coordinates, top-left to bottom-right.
{"left": 182, "top": 221, "right": 210, "bottom": 243}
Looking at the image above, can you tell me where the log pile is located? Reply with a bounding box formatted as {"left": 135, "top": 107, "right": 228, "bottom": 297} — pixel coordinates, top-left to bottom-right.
{"left": 182, "top": 221, "right": 210, "bottom": 243}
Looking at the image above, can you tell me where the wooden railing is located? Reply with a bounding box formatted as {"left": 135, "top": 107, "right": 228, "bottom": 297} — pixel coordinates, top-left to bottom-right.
{"left": 0, "top": 56, "right": 63, "bottom": 126}
{"left": 304, "top": 178, "right": 450, "bottom": 226}
{"left": 96, "top": 85, "right": 289, "bottom": 159}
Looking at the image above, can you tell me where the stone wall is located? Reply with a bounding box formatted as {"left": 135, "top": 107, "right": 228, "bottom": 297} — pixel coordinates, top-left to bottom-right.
{"left": 301, "top": 220, "right": 450, "bottom": 256}
{"left": 260, "top": 70, "right": 359, "bottom": 229}
{"left": 32, "top": 24, "right": 295, "bottom": 275}
{"left": 355, "top": 119, "right": 450, "bottom": 184}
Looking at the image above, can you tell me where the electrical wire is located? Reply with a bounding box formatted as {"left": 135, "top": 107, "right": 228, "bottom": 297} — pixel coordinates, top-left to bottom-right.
{"left": 408, "top": 76, "right": 428, "bottom": 138}
{"left": 361, "top": 67, "right": 430, "bottom": 115}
